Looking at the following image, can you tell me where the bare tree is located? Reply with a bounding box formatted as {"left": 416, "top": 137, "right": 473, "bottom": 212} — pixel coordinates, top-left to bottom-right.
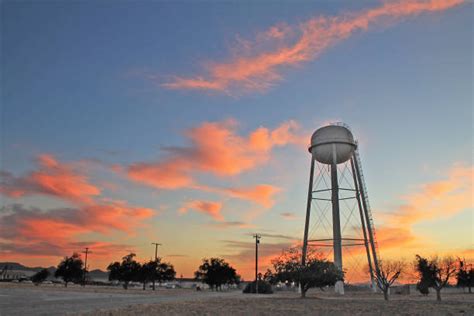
{"left": 374, "top": 260, "right": 405, "bottom": 300}
{"left": 432, "top": 256, "right": 457, "bottom": 301}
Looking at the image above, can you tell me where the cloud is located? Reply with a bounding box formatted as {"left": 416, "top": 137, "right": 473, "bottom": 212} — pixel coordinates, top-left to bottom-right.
{"left": 0, "top": 203, "right": 154, "bottom": 244}
{"left": 179, "top": 200, "right": 224, "bottom": 221}
{"left": 372, "top": 163, "right": 472, "bottom": 257}
{"left": 128, "top": 159, "right": 194, "bottom": 190}
{"left": 280, "top": 212, "right": 298, "bottom": 220}
{"left": 389, "top": 164, "right": 473, "bottom": 225}
{"left": 0, "top": 154, "right": 100, "bottom": 205}
{"left": 375, "top": 225, "right": 419, "bottom": 250}
{"left": 221, "top": 240, "right": 296, "bottom": 279}
{"left": 125, "top": 120, "right": 303, "bottom": 200}
{"left": 250, "top": 233, "right": 299, "bottom": 240}
{"left": 0, "top": 202, "right": 154, "bottom": 265}
{"left": 0, "top": 240, "right": 131, "bottom": 259}
{"left": 0, "top": 155, "right": 157, "bottom": 266}
{"left": 222, "top": 184, "right": 281, "bottom": 208}
{"left": 162, "top": 0, "right": 464, "bottom": 94}
{"left": 208, "top": 221, "right": 251, "bottom": 229}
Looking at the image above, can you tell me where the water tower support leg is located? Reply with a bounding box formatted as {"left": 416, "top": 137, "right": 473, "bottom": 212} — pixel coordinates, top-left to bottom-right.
{"left": 301, "top": 158, "right": 315, "bottom": 267}
{"left": 353, "top": 156, "right": 381, "bottom": 290}
{"left": 350, "top": 157, "right": 376, "bottom": 291}
{"left": 331, "top": 145, "right": 343, "bottom": 294}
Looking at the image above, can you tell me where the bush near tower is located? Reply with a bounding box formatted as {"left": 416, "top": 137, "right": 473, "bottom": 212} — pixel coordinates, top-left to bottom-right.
{"left": 269, "top": 247, "right": 343, "bottom": 298}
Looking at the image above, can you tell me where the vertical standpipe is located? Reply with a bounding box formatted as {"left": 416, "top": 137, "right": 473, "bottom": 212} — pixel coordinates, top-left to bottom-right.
{"left": 331, "top": 144, "right": 343, "bottom": 270}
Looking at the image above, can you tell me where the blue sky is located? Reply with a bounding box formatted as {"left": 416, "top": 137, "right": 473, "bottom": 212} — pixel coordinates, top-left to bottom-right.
{"left": 1, "top": 0, "right": 472, "bottom": 279}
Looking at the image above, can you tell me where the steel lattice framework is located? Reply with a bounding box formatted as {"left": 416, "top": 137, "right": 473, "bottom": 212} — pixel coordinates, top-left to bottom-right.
{"left": 302, "top": 123, "right": 380, "bottom": 288}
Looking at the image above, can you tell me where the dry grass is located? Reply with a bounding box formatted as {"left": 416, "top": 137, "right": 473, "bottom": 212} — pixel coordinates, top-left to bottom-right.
{"left": 84, "top": 290, "right": 474, "bottom": 316}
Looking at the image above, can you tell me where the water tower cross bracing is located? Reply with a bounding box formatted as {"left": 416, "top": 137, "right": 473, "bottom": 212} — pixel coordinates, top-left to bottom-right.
{"left": 301, "top": 123, "right": 381, "bottom": 294}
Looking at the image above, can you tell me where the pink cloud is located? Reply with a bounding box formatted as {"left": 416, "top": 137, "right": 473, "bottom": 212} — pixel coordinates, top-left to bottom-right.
{"left": 124, "top": 119, "right": 303, "bottom": 193}
{"left": 0, "top": 201, "right": 154, "bottom": 266}
{"left": 1, "top": 202, "right": 154, "bottom": 244}
{"left": 223, "top": 184, "right": 281, "bottom": 208}
{"left": 162, "top": 0, "right": 464, "bottom": 94}
{"left": 0, "top": 154, "right": 100, "bottom": 205}
{"left": 179, "top": 200, "right": 224, "bottom": 221}
{"left": 390, "top": 164, "right": 473, "bottom": 225}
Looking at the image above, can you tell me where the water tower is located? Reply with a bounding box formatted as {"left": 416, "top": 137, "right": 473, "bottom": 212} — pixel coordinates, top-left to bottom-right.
{"left": 301, "top": 123, "right": 381, "bottom": 294}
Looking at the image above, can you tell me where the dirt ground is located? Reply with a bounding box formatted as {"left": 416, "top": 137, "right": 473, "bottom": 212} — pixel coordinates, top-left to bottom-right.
{"left": 1, "top": 283, "right": 473, "bottom": 316}
{"left": 84, "top": 290, "right": 474, "bottom": 316}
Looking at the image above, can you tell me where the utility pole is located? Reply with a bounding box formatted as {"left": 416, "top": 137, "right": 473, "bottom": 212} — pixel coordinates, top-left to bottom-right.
{"left": 82, "top": 247, "right": 90, "bottom": 286}
{"left": 151, "top": 243, "right": 161, "bottom": 291}
{"left": 253, "top": 234, "right": 261, "bottom": 294}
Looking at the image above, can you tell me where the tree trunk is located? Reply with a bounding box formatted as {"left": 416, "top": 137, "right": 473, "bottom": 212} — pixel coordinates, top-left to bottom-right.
{"left": 65, "top": 281, "right": 68, "bottom": 288}
{"left": 436, "top": 289, "right": 441, "bottom": 301}
{"left": 469, "top": 286, "right": 472, "bottom": 294}
{"left": 143, "top": 283, "right": 146, "bottom": 290}
{"left": 301, "top": 288, "right": 307, "bottom": 298}
{"left": 152, "top": 280, "right": 156, "bottom": 291}
{"left": 383, "top": 289, "right": 389, "bottom": 301}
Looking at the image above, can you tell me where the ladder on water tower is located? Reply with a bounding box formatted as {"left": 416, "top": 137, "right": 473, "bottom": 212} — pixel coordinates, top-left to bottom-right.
{"left": 354, "top": 148, "right": 381, "bottom": 264}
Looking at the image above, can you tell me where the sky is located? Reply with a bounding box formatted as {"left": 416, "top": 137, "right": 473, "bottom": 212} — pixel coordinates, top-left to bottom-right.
{"left": 1, "top": 0, "right": 472, "bottom": 281}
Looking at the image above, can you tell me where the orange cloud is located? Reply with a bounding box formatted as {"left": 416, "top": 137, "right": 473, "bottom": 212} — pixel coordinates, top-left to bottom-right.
{"left": 179, "top": 200, "right": 224, "bottom": 221}
{"left": 0, "top": 154, "right": 100, "bottom": 205}
{"left": 222, "top": 240, "right": 297, "bottom": 279}
{"left": 1, "top": 202, "right": 154, "bottom": 243}
{"left": 128, "top": 159, "right": 194, "bottom": 190}
{"left": 0, "top": 201, "right": 154, "bottom": 266}
{"left": 162, "top": 0, "right": 464, "bottom": 94}
{"left": 369, "top": 163, "right": 472, "bottom": 261}
{"left": 390, "top": 164, "right": 473, "bottom": 225}
{"left": 223, "top": 184, "right": 281, "bottom": 208}
{"left": 375, "top": 226, "right": 418, "bottom": 250}
{"left": 124, "top": 119, "right": 302, "bottom": 193}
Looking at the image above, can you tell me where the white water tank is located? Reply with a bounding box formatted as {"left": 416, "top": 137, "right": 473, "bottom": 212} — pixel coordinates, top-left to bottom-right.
{"left": 309, "top": 125, "right": 356, "bottom": 165}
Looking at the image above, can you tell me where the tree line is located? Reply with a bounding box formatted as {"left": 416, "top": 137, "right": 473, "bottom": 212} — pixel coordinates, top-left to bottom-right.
{"left": 28, "top": 250, "right": 473, "bottom": 301}
{"left": 258, "top": 248, "right": 472, "bottom": 300}
{"left": 30, "top": 252, "right": 241, "bottom": 291}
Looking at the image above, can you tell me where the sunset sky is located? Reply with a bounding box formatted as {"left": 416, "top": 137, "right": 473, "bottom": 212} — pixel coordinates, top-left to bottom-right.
{"left": 1, "top": 0, "right": 472, "bottom": 281}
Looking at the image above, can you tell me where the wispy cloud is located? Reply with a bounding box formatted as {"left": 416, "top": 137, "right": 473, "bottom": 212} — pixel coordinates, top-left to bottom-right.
{"left": 221, "top": 239, "right": 297, "bottom": 278}
{"left": 280, "top": 212, "right": 298, "bottom": 220}
{"left": 246, "top": 232, "right": 299, "bottom": 241}
{"left": 390, "top": 164, "right": 473, "bottom": 225}
{"left": 162, "top": 0, "right": 464, "bottom": 94}
{"left": 208, "top": 221, "right": 252, "bottom": 229}
{"left": 375, "top": 163, "right": 472, "bottom": 253}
